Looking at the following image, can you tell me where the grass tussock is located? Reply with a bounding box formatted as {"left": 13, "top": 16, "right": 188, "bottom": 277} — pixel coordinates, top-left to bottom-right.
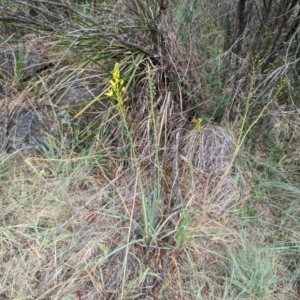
{"left": 0, "top": 0, "right": 299, "bottom": 299}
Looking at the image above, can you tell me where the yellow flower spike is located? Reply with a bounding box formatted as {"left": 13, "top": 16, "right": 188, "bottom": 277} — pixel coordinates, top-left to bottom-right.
{"left": 106, "top": 62, "right": 129, "bottom": 108}
{"left": 113, "top": 63, "right": 120, "bottom": 82}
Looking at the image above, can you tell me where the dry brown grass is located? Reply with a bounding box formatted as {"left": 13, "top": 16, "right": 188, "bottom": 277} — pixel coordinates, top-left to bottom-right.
{"left": 1, "top": 113, "right": 298, "bottom": 299}
{"left": 2, "top": 103, "right": 285, "bottom": 299}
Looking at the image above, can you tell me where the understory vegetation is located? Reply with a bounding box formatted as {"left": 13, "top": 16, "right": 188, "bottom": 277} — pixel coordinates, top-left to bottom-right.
{"left": 0, "top": 0, "right": 299, "bottom": 299}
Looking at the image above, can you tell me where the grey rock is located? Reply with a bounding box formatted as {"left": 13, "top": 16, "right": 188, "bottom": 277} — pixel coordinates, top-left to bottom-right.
{"left": 1, "top": 82, "right": 107, "bottom": 152}
{"left": 0, "top": 44, "right": 108, "bottom": 153}
{"left": 1, "top": 110, "right": 57, "bottom": 152}
{"left": 53, "top": 84, "right": 105, "bottom": 108}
